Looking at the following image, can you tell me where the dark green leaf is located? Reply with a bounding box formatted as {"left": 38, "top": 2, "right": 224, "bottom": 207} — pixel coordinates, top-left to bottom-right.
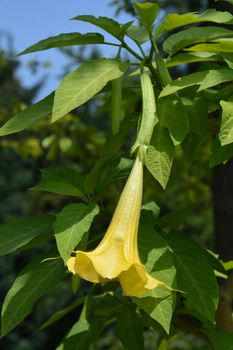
{"left": 157, "top": 95, "right": 189, "bottom": 144}
{"left": 159, "top": 71, "right": 208, "bottom": 97}
{"left": 209, "top": 136, "right": 233, "bottom": 167}
{"left": 72, "top": 15, "right": 128, "bottom": 39}
{"left": 146, "top": 125, "right": 174, "bottom": 189}
{"left": 0, "top": 215, "right": 54, "bottom": 256}
{"left": 0, "top": 93, "right": 53, "bottom": 136}
{"left": 32, "top": 167, "right": 84, "bottom": 197}
{"left": 182, "top": 97, "right": 208, "bottom": 136}
{"left": 163, "top": 26, "right": 233, "bottom": 55}
{"left": 134, "top": 2, "right": 159, "bottom": 29}
{"left": 116, "top": 307, "right": 144, "bottom": 350}
{"left": 40, "top": 297, "right": 85, "bottom": 330}
{"left": 166, "top": 52, "right": 218, "bottom": 67}
{"left": 163, "top": 233, "right": 219, "bottom": 321}
{"left": 54, "top": 203, "right": 99, "bottom": 263}
{"left": 52, "top": 59, "right": 128, "bottom": 122}
{"left": 205, "top": 327, "right": 233, "bottom": 350}
{"left": 156, "top": 9, "right": 233, "bottom": 34}
{"left": 1, "top": 253, "right": 65, "bottom": 336}
{"left": 18, "top": 33, "right": 105, "bottom": 56}
{"left": 219, "top": 100, "right": 233, "bottom": 146}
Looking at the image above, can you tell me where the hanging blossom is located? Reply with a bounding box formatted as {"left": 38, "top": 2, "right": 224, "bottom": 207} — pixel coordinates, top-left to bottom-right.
{"left": 67, "top": 154, "right": 169, "bottom": 296}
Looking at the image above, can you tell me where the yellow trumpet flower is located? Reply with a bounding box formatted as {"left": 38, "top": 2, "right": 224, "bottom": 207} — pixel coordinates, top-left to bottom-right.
{"left": 67, "top": 154, "right": 167, "bottom": 296}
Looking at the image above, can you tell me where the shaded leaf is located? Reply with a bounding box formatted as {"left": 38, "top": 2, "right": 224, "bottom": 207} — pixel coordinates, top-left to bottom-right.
{"left": 182, "top": 97, "right": 208, "bottom": 136}
{"left": 0, "top": 94, "right": 53, "bottom": 136}
{"left": 198, "top": 69, "right": 233, "bottom": 91}
{"left": 145, "top": 125, "right": 174, "bottom": 189}
{"left": 32, "top": 167, "right": 84, "bottom": 197}
{"left": 52, "top": 58, "right": 127, "bottom": 122}
{"left": 166, "top": 52, "right": 218, "bottom": 67}
{"left": 157, "top": 95, "right": 189, "bottom": 144}
{"left": 163, "top": 232, "right": 219, "bottom": 321}
{"left": 186, "top": 39, "right": 233, "bottom": 53}
{"left": 18, "top": 33, "right": 105, "bottom": 56}
{"left": 205, "top": 327, "right": 233, "bottom": 350}
{"left": 1, "top": 254, "right": 65, "bottom": 336}
{"left": 209, "top": 136, "right": 233, "bottom": 167}
{"left": 126, "top": 24, "right": 150, "bottom": 44}
{"left": 116, "top": 306, "right": 145, "bottom": 350}
{"left": 54, "top": 203, "right": 99, "bottom": 263}
{"left": 0, "top": 215, "right": 54, "bottom": 256}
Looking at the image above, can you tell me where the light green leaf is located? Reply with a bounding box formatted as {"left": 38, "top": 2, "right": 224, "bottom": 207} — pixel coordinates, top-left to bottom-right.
{"left": 182, "top": 97, "right": 208, "bottom": 136}
{"left": 1, "top": 254, "right": 65, "bottom": 337}
{"left": 156, "top": 9, "right": 233, "bottom": 34}
{"left": 145, "top": 125, "right": 174, "bottom": 189}
{"left": 134, "top": 2, "right": 159, "bottom": 29}
{"left": 0, "top": 215, "right": 54, "bottom": 256}
{"left": 116, "top": 307, "right": 145, "bottom": 350}
{"left": 18, "top": 33, "right": 104, "bottom": 56}
{"left": 209, "top": 136, "right": 233, "bottom": 167}
{"left": 159, "top": 71, "right": 208, "bottom": 97}
{"left": 186, "top": 39, "right": 233, "bottom": 53}
{"left": 0, "top": 93, "right": 53, "bottom": 136}
{"left": 166, "top": 52, "right": 218, "bottom": 67}
{"left": 52, "top": 58, "right": 127, "bottom": 122}
{"left": 126, "top": 24, "right": 150, "bottom": 44}
{"left": 134, "top": 218, "right": 176, "bottom": 333}
{"left": 219, "top": 100, "right": 233, "bottom": 146}
{"left": 198, "top": 69, "right": 233, "bottom": 92}
{"left": 54, "top": 203, "right": 99, "bottom": 263}
{"left": 40, "top": 297, "right": 85, "bottom": 330}
{"left": 32, "top": 167, "right": 84, "bottom": 197}
{"left": 163, "top": 26, "right": 233, "bottom": 55}
{"left": 72, "top": 15, "right": 129, "bottom": 39}
{"left": 163, "top": 233, "right": 219, "bottom": 321}
{"left": 157, "top": 95, "right": 189, "bottom": 144}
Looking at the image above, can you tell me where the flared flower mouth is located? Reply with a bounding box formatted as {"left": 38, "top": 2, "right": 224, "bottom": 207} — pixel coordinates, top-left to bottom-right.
{"left": 67, "top": 154, "right": 169, "bottom": 296}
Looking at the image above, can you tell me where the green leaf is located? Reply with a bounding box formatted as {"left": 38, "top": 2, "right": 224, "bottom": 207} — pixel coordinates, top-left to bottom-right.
{"left": 157, "top": 96, "right": 189, "bottom": 144}
{"left": 17, "top": 33, "right": 105, "bottom": 56}
{"left": 145, "top": 125, "right": 174, "bottom": 189}
{"left": 54, "top": 203, "right": 99, "bottom": 263}
{"left": 163, "top": 26, "right": 233, "bottom": 55}
{"left": 219, "top": 100, "right": 233, "bottom": 146}
{"left": 159, "top": 71, "right": 207, "bottom": 97}
{"left": 163, "top": 233, "right": 219, "bottom": 321}
{"left": 52, "top": 58, "right": 127, "bottom": 122}
{"left": 1, "top": 253, "right": 65, "bottom": 336}
{"left": 116, "top": 307, "right": 145, "bottom": 350}
{"left": 134, "top": 2, "right": 159, "bottom": 29}
{"left": 126, "top": 24, "right": 150, "bottom": 44}
{"left": 32, "top": 167, "right": 84, "bottom": 197}
{"left": 134, "top": 218, "right": 176, "bottom": 333}
{"left": 205, "top": 250, "right": 227, "bottom": 278}
{"left": 156, "top": 9, "right": 233, "bottom": 34}
{"left": 205, "top": 327, "right": 233, "bottom": 350}
{"left": 0, "top": 215, "right": 54, "bottom": 256}
{"left": 40, "top": 297, "right": 85, "bottom": 330}
{"left": 0, "top": 93, "right": 53, "bottom": 136}
{"left": 209, "top": 136, "right": 233, "bottom": 167}
{"left": 186, "top": 39, "right": 233, "bottom": 53}
{"left": 182, "top": 97, "right": 208, "bottom": 136}
{"left": 202, "top": 69, "right": 232, "bottom": 92}
{"left": 57, "top": 316, "right": 101, "bottom": 350}
{"left": 72, "top": 15, "right": 129, "bottom": 39}
{"left": 166, "top": 52, "right": 218, "bottom": 67}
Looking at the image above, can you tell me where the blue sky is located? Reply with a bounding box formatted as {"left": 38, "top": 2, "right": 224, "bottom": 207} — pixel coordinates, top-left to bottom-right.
{"left": 1, "top": 0, "right": 133, "bottom": 101}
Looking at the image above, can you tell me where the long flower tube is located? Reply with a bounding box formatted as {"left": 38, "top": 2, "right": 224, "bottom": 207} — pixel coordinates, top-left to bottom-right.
{"left": 67, "top": 153, "right": 168, "bottom": 296}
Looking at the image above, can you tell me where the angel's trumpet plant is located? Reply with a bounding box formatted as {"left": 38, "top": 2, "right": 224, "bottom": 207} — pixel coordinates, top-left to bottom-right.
{"left": 67, "top": 153, "right": 167, "bottom": 296}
